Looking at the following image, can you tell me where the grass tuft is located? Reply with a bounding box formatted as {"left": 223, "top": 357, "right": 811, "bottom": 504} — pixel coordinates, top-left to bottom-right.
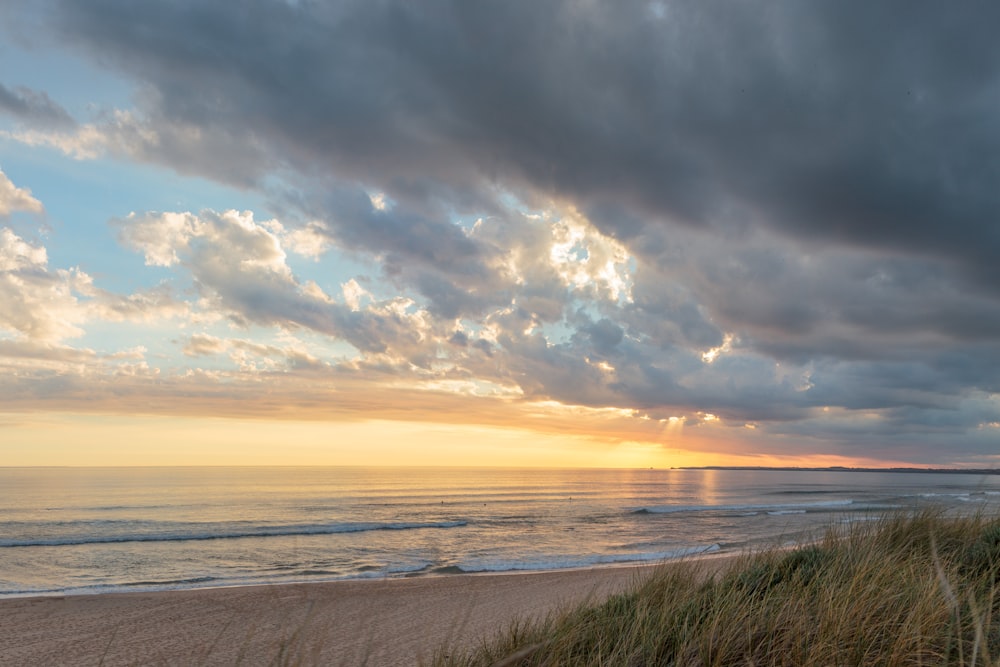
{"left": 431, "top": 511, "right": 1000, "bottom": 667}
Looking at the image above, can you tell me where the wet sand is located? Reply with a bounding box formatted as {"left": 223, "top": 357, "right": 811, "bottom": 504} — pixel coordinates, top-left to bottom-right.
{"left": 0, "top": 555, "right": 739, "bottom": 666}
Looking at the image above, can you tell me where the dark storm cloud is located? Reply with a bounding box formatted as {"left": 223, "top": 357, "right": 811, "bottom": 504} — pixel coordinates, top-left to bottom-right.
{"left": 34, "top": 0, "right": 1000, "bottom": 271}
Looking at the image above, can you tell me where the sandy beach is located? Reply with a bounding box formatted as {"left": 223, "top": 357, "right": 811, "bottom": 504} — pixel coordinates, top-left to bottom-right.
{"left": 0, "top": 555, "right": 739, "bottom": 667}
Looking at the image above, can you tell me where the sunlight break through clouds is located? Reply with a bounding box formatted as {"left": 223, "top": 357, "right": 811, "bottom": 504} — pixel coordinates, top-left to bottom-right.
{"left": 1, "top": 1, "right": 1000, "bottom": 466}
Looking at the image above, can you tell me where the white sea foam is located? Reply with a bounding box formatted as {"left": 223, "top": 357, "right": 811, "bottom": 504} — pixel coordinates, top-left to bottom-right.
{"left": 0, "top": 520, "right": 468, "bottom": 548}
{"left": 353, "top": 561, "right": 433, "bottom": 578}
{"left": 457, "top": 544, "right": 722, "bottom": 573}
{"left": 632, "top": 500, "right": 853, "bottom": 514}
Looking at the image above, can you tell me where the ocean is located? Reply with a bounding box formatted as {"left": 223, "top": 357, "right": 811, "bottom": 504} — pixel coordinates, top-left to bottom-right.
{"left": 2, "top": 466, "right": 1000, "bottom": 598}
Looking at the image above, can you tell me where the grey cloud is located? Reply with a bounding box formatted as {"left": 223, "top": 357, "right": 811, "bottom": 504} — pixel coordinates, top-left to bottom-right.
{"left": 71, "top": 100, "right": 272, "bottom": 187}
{"left": 764, "top": 398, "right": 1000, "bottom": 464}
{"left": 308, "top": 191, "right": 579, "bottom": 324}
{"left": 410, "top": 270, "right": 485, "bottom": 320}
{"left": 0, "top": 83, "right": 76, "bottom": 129}
{"left": 496, "top": 331, "right": 613, "bottom": 407}
{"left": 286, "top": 184, "right": 511, "bottom": 318}
{"left": 606, "top": 346, "right": 808, "bottom": 423}
{"left": 633, "top": 225, "right": 1000, "bottom": 364}
{"left": 31, "top": 0, "right": 1000, "bottom": 274}
{"left": 806, "top": 351, "right": 1000, "bottom": 412}
{"left": 626, "top": 272, "right": 722, "bottom": 351}
{"left": 579, "top": 318, "right": 623, "bottom": 356}
{"left": 338, "top": 201, "right": 484, "bottom": 274}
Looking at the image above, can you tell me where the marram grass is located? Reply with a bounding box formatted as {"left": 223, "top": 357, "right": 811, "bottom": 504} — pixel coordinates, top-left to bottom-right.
{"left": 432, "top": 512, "right": 1000, "bottom": 666}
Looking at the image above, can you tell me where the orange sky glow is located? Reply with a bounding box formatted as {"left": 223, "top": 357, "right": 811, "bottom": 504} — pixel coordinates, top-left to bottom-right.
{"left": 2, "top": 410, "right": 920, "bottom": 469}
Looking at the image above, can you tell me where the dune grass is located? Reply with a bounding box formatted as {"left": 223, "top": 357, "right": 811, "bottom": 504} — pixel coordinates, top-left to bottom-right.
{"left": 433, "top": 511, "right": 1000, "bottom": 666}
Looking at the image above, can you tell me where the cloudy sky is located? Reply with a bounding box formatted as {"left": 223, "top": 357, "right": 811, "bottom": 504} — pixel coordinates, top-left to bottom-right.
{"left": 2, "top": 0, "right": 999, "bottom": 467}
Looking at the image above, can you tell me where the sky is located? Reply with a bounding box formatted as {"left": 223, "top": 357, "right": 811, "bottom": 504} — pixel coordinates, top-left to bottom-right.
{"left": 1, "top": 1, "right": 999, "bottom": 468}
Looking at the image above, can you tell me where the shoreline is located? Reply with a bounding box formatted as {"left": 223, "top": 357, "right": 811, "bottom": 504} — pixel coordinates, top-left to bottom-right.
{"left": 0, "top": 545, "right": 734, "bottom": 601}
{"left": 0, "top": 553, "right": 741, "bottom": 667}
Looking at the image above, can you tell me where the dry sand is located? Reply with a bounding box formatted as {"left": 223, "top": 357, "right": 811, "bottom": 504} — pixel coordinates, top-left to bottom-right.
{"left": 0, "top": 554, "right": 739, "bottom": 666}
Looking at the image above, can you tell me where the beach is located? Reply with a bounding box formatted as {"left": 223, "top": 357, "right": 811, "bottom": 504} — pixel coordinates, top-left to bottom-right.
{"left": 4, "top": 467, "right": 997, "bottom": 665}
{"left": 0, "top": 559, "right": 732, "bottom": 667}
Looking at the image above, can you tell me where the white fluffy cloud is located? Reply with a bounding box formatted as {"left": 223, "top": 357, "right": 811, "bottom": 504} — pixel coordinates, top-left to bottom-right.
{"left": 117, "top": 209, "right": 325, "bottom": 327}
{"left": 116, "top": 208, "right": 453, "bottom": 363}
{"left": 0, "top": 169, "right": 44, "bottom": 218}
{"left": 119, "top": 209, "right": 288, "bottom": 274}
{"left": 0, "top": 226, "right": 186, "bottom": 344}
{"left": 0, "top": 227, "right": 89, "bottom": 342}
{"left": 0, "top": 172, "right": 185, "bottom": 345}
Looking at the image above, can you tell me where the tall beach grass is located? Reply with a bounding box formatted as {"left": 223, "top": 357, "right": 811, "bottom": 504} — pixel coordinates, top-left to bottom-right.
{"left": 433, "top": 511, "right": 1000, "bottom": 666}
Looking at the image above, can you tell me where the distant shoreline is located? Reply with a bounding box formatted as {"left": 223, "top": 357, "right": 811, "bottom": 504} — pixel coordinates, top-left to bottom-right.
{"left": 679, "top": 465, "right": 1000, "bottom": 475}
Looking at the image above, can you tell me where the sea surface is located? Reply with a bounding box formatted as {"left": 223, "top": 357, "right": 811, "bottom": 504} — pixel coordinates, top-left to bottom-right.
{"left": 2, "top": 466, "right": 1000, "bottom": 598}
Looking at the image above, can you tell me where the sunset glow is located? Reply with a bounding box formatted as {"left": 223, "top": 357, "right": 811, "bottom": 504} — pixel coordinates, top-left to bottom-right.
{"left": 2, "top": 2, "right": 999, "bottom": 467}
